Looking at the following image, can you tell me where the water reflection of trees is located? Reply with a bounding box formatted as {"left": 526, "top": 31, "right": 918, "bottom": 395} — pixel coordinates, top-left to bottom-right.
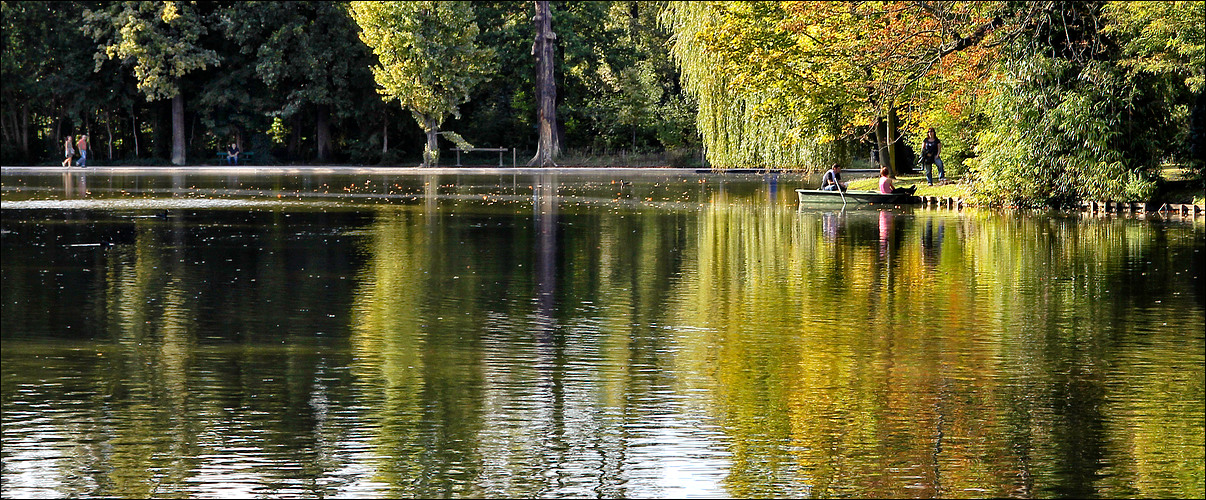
{"left": 676, "top": 199, "right": 1204, "bottom": 498}
{"left": 2, "top": 209, "right": 374, "bottom": 497}
{"left": 2, "top": 182, "right": 1201, "bottom": 498}
{"left": 345, "top": 174, "right": 707, "bottom": 497}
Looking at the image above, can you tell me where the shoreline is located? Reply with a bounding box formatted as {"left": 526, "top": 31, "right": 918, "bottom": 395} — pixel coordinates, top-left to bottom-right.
{"left": 2, "top": 165, "right": 831, "bottom": 176}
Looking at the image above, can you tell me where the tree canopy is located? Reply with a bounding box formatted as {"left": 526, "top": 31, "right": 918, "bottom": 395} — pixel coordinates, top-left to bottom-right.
{"left": 2, "top": 1, "right": 1201, "bottom": 206}
{"left": 662, "top": 0, "right": 1203, "bottom": 203}
{"left": 350, "top": 1, "right": 494, "bottom": 166}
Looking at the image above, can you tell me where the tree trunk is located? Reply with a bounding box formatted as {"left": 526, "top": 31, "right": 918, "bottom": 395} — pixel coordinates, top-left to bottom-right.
{"left": 171, "top": 94, "right": 186, "bottom": 165}
{"left": 54, "top": 108, "right": 61, "bottom": 156}
{"left": 422, "top": 116, "right": 439, "bottom": 167}
{"left": 886, "top": 102, "right": 898, "bottom": 177}
{"left": 289, "top": 113, "right": 302, "bottom": 161}
{"left": 381, "top": 111, "right": 389, "bottom": 155}
{"left": 131, "top": 107, "right": 140, "bottom": 159}
{"left": 1, "top": 109, "right": 11, "bottom": 153}
{"left": 316, "top": 103, "right": 331, "bottom": 162}
{"left": 21, "top": 106, "right": 29, "bottom": 156}
{"left": 528, "top": 0, "right": 560, "bottom": 166}
{"left": 873, "top": 116, "right": 889, "bottom": 173}
{"left": 106, "top": 109, "right": 113, "bottom": 160}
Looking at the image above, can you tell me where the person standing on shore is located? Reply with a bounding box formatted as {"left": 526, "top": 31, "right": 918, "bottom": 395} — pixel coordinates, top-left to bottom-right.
{"left": 62, "top": 136, "right": 74, "bottom": 167}
{"left": 920, "top": 128, "right": 945, "bottom": 186}
{"left": 76, "top": 134, "right": 89, "bottom": 168}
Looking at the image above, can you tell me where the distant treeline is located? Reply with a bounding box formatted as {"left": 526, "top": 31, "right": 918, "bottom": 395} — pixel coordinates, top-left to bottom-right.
{"left": 4, "top": 1, "right": 1203, "bottom": 206}
{"left": 1, "top": 1, "right": 697, "bottom": 166}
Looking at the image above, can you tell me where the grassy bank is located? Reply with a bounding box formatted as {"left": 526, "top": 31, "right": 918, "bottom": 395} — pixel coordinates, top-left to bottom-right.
{"left": 847, "top": 173, "right": 971, "bottom": 199}
{"left": 848, "top": 166, "right": 1204, "bottom": 206}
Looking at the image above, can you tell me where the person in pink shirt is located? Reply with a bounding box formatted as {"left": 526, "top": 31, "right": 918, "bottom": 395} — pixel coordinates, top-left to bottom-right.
{"left": 878, "top": 167, "right": 916, "bottom": 196}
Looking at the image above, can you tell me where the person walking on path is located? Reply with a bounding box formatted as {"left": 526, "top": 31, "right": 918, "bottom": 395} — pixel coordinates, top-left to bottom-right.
{"left": 920, "top": 127, "right": 945, "bottom": 186}
{"left": 62, "top": 136, "right": 75, "bottom": 167}
{"left": 75, "top": 134, "right": 89, "bottom": 168}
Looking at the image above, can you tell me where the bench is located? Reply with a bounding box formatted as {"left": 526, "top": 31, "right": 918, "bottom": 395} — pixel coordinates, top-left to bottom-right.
{"left": 216, "top": 151, "right": 254, "bottom": 165}
{"left": 453, "top": 147, "right": 513, "bottom": 167}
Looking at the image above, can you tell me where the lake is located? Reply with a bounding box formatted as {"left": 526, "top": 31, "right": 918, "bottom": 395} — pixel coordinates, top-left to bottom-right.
{"left": 2, "top": 167, "right": 1203, "bottom": 498}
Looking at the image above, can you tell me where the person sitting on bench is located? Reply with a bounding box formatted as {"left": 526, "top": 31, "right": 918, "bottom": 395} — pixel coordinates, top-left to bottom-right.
{"left": 227, "top": 143, "right": 240, "bottom": 165}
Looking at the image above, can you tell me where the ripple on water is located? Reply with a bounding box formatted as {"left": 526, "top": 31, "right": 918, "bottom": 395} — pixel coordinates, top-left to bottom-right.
{"left": 0, "top": 198, "right": 319, "bottom": 210}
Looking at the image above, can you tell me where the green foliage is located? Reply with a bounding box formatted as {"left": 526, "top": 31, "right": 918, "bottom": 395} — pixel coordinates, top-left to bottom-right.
{"left": 83, "top": 1, "right": 220, "bottom": 102}
{"left": 965, "top": 0, "right": 1203, "bottom": 207}
{"left": 1103, "top": 1, "right": 1205, "bottom": 94}
{"left": 440, "top": 131, "right": 474, "bottom": 150}
{"left": 967, "top": 54, "right": 1158, "bottom": 206}
{"left": 662, "top": 1, "right": 834, "bottom": 169}
{"left": 1, "top": 1, "right": 97, "bottom": 161}
{"left": 350, "top": 1, "right": 494, "bottom": 165}
{"left": 4, "top": 0, "right": 697, "bottom": 165}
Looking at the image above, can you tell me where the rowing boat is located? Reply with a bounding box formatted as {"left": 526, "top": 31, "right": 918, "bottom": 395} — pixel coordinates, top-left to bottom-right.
{"left": 796, "top": 189, "right": 919, "bottom": 205}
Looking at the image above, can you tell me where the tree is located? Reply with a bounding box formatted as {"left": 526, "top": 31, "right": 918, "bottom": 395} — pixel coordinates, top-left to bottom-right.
{"left": 662, "top": 1, "right": 1028, "bottom": 171}
{"left": 218, "top": 2, "right": 376, "bottom": 162}
{"left": 1103, "top": 0, "right": 1206, "bottom": 179}
{"left": 967, "top": 0, "right": 1203, "bottom": 206}
{"left": 528, "top": 0, "right": 560, "bottom": 166}
{"left": 350, "top": 1, "right": 494, "bottom": 167}
{"left": 83, "top": 1, "right": 221, "bottom": 165}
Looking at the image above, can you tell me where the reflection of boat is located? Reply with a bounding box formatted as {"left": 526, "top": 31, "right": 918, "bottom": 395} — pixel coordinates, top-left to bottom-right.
{"left": 796, "top": 189, "right": 919, "bottom": 205}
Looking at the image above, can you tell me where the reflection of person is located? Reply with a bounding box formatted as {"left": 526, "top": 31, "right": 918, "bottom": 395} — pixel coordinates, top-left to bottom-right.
{"left": 921, "top": 218, "right": 945, "bottom": 267}
{"left": 820, "top": 163, "right": 846, "bottom": 191}
{"left": 879, "top": 209, "right": 894, "bottom": 258}
{"left": 76, "top": 134, "right": 89, "bottom": 167}
{"left": 63, "top": 170, "right": 87, "bottom": 198}
{"left": 878, "top": 167, "right": 916, "bottom": 196}
{"left": 822, "top": 212, "right": 842, "bottom": 241}
{"left": 62, "top": 136, "right": 74, "bottom": 167}
{"left": 920, "top": 127, "right": 945, "bottom": 186}
{"left": 226, "top": 143, "right": 240, "bottom": 165}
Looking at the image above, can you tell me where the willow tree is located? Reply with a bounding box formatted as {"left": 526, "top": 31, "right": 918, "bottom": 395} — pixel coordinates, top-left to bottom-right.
{"left": 350, "top": 1, "right": 493, "bottom": 167}
{"left": 662, "top": 1, "right": 1028, "bottom": 173}
{"left": 83, "top": 1, "right": 220, "bottom": 165}
{"left": 662, "top": 1, "right": 826, "bottom": 170}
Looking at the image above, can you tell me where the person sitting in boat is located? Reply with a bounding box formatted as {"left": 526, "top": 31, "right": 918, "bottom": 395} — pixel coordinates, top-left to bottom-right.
{"left": 878, "top": 167, "right": 917, "bottom": 196}
{"left": 820, "top": 163, "right": 847, "bottom": 191}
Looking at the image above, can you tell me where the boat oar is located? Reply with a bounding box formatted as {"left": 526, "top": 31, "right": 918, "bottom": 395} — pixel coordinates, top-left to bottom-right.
{"left": 837, "top": 183, "right": 847, "bottom": 209}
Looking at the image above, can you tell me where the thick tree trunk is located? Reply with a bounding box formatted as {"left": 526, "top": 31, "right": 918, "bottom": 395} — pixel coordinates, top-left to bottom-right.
{"left": 171, "top": 94, "right": 186, "bottom": 165}
{"left": 873, "top": 116, "right": 889, "bottom": 173}
{"left": 422, "top": 116, "right": 439, "bottom": 167}
{"left": 528, "top": 0, "right": 560, "bottom": 166}
{"left": 316, "top": 103, "right": 331, "bottom": 162}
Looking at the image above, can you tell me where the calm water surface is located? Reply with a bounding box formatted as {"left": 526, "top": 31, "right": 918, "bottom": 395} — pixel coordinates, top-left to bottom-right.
{"left": 2, "top": 169, "right": 1203, "bottom": 498}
